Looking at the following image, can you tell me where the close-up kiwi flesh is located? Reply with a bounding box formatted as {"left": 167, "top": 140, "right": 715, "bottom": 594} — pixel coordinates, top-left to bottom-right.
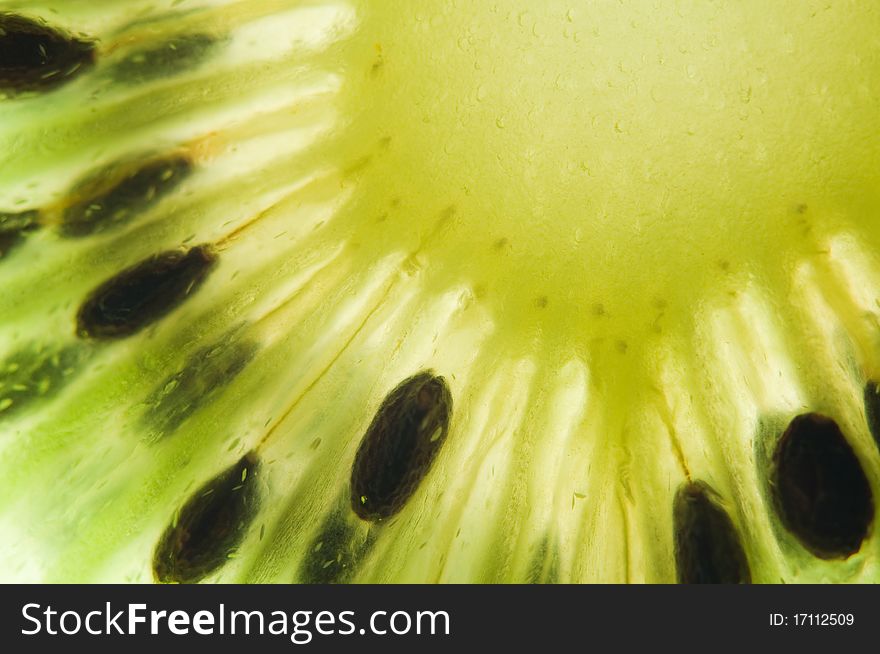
{"left": 0, "top": 1, "right": 879, "bottom": 585}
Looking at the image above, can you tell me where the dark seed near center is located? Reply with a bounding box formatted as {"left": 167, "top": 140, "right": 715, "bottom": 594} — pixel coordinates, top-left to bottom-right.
{"left": 770, "top": 412, "right": 873, "bottom": 559}
{"left": 350, "top": 372, "right": 453, "bottom": 521}
{"left": 61, "top": 154, "right": 193, "bottom": 237}
{"left": 673, "top": 481, "right": 751, "bottom": 584}
{"left": 140, "top": 332, "right": 258, "bottom": 442}
{"left": 111, "top": 33, "right": 216, "bottom": 84}
{"left": 153, "top": 452, "right": 261, "bottom": 584}
{"left": 76, "top": 245, "right": 217, "bottom": 340}
{"left": 0, "top": 13, "right": 95, "bottom": 95}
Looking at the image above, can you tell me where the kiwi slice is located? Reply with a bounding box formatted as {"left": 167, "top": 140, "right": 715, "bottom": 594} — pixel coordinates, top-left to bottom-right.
{"left": 1, "top": 1, "right": 879, "bottom": 585}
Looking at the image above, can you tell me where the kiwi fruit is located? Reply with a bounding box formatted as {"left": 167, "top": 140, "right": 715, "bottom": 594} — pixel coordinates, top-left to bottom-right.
{"left": 0, "top": 1, "right": 879, "bottom": 585}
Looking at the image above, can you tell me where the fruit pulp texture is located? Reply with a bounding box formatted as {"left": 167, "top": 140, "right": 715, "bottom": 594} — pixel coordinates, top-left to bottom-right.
{"left": 0, "top": 1, "right": 879, "bottom": 583}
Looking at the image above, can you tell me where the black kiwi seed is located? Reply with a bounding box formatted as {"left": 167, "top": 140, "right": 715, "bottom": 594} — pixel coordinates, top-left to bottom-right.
{"left": 770, "top": 412, "right": 874, "bottom": 559}
{"left": 61, "top": 154, "right": 193, "bottom": 237}
{"left": 673, "top": 481, "right": 751, "bottom": 584}
{"left": 76, "top": 245, "right": 217, "bottom": 340}
{"left": 153, "top": 452, "right": 261, "bottom": 584}
{"left": 0, "top": 13, "right": 95, "bottom": 95}
{"left": 862, "top": 381, "right": 880, "bottom": 452}
{"left": 350, "top": 371, "right": 453, "bottom": 521}
{"left": 140, "top": 334, "right": 258, "bottom": 442}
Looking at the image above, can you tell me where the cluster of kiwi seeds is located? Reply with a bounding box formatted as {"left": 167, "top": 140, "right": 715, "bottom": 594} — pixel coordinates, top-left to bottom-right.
{"left": 1, "top": 1, "right": 880, "bottom": 584}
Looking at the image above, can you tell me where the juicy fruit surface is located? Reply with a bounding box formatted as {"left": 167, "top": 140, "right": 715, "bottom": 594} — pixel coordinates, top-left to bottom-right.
{"left": 0, "top": 0, "right": 879, "bottom": 583}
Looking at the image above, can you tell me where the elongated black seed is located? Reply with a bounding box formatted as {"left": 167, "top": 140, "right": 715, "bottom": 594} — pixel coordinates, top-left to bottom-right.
{"left": 771, "top": 413, "right": 874, "bottom": 559}
{"left": 76, "top": 245, "right": 216, "bottom": 340}
{"left": 350, "top": 371, "right": 452, "bottom": 521}
{"left": 141, "top": 334, "right": 257, "bottom": 442}
{"left": 673, "top": 481, "right": 751, "bottom": 584}
{"left": 863, "top": 381, "right": 880, "bottom": 452}
{"left": 153, "top": 452, "right": 261, "bottom": 584}
{"left": 111, "top": 34, "right": 216, "bottom": 84}
{"left": 0, "top": 13, "right": 95, "bottom": 95}
{"left": 61, "top": 155, "right": 193, "bottom": 237}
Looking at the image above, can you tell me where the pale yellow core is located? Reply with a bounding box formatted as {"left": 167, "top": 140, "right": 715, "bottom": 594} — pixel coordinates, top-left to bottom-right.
{"left": 334, "top": 0, "right": 880, "bottom": 356}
